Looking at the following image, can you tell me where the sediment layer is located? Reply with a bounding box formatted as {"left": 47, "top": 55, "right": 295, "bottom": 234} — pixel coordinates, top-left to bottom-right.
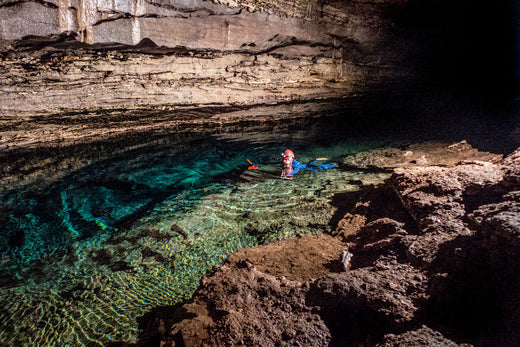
{"left": 0, "top": 0, "right": 414, "bottom": 117}
{"left": 0, "top": 42, "right": 367, "bottom": 116}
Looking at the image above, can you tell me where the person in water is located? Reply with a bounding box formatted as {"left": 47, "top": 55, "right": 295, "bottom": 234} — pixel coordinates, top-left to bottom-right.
{"left": 281, "top": 149, "right": 336, "bottom": 179}
{"left": 281, "top": 149, "right": 295, "bottom": 179}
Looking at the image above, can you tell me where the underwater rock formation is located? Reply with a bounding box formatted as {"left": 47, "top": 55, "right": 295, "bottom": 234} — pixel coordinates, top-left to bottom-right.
{"left": 144, "top": 143, "right": 520, "bottom": 346}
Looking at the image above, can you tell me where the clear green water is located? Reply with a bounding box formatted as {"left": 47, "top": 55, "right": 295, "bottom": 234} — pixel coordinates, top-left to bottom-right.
{"left": 0, "top": 113, "right": 517, "bottom": 346}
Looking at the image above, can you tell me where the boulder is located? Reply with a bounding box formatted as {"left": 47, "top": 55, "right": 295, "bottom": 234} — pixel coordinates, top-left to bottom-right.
{"left": 161, "top": 235, "right": 346, "bottom": 346}
{"left": 378, "top": 325, "right": 460, "bottom": 347}
{"left": 307, "top": 260, "right": 429, "bottom": 344}
{"left": 502, "top": 147, "right": 520, "bottom": 188}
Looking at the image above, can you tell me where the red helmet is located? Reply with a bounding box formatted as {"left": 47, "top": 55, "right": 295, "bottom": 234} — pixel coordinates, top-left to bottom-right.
{"left": 284, "top": 149, "right": 295, "bottom": 158}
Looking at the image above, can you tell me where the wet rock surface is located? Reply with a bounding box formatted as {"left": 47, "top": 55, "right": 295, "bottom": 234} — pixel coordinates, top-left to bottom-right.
{"left": 141, "top": 143, "right": 520, "bottom": 346}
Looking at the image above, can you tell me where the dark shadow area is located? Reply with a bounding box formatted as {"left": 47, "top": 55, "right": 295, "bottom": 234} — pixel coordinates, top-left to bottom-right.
{"left": 397, "top": 0, "right": 518, "bottom": 101}
{"left": 424, "top": 236, "right": 500, "bottom": 331}
{"left": 306, "top": 283, "right": 389, "bottom": 346}
{"left": 107, "top": 304, "right": 194, "bottom": 347}
{"left": 331, "top": 184, "right": 419, "bottom": 231}
{"left": 305, "top": 274, "right": 425, "bottom": 347}
{"left": 323, "top": 258, "right": 345, "bottom": 274}
{"left": 421, "top": 233, "right": 520, "bottom": 346}
{"left": 330, "top": 184, "right": 420, "bottom": 270}
{"left": 462, "top": 183, "right": 507, "bottom": 214}
{"left": 327, "top": 189, "right": 365, "bottom": 230}
{"left": 136, "top": 304, "right": 196, "bottom": 347}
{"left": 346, "top": 220, "right": 413, "bottom": 271}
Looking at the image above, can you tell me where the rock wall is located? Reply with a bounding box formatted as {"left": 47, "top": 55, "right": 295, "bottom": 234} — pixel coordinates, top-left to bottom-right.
{"left": 1, "top": 0, "right": 517, "bottom": 117}
{"left": 0, "top": 39, "right": 367, "bottom": 116}
{"left": 0, "top": 0, "right": 400, "bottom": 44}
{"left": 0, "top": 0, "right": 413, "bottom": 117}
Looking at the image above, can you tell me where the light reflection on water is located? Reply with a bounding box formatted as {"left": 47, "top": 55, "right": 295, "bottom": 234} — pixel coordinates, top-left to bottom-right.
{"left": 0, "top": 112, "right": 517, "bottom": 346}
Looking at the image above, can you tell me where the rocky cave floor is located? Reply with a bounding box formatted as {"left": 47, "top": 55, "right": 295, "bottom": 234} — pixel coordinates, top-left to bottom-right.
{"left": 130, "top": 140, "right": 520, "bottom": 347}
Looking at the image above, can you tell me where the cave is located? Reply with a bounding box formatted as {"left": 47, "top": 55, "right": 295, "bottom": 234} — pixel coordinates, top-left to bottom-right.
{"left": 0, "top": 0, "right": 518, "bottom": 345}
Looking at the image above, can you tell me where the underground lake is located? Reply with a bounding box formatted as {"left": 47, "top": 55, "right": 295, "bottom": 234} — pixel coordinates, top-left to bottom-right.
{"left": 0, "top": 104, "right": 519, "bottom": 345}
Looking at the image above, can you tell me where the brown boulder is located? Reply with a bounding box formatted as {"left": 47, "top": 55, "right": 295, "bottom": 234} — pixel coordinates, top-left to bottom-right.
{"left": 307, "top": 259, "right": 428, "bottom": 343}
{"left": 389, "top": 161, "right": 505, "bottom": 265}
{"left": 165, "top": 235, "right": 346, "bottom": 346}
{"left": 378, "top": 325, "right": 460, "bottom": 347}
{"left": 502, "top": 147, "right": 520, "bottom": 188}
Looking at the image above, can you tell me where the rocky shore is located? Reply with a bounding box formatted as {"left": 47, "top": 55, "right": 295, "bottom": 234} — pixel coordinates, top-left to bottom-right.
{"left": 137, "top": 141, "right": 519, "bottom": 346}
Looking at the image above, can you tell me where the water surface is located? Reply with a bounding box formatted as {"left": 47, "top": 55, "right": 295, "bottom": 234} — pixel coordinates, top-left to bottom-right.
{"left": 0, "top": 110, "right": 518, "bottom": 346}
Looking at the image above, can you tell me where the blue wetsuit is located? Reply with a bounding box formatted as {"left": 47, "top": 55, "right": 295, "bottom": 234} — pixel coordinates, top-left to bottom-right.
{"left": 291, "top": 159, "right": 336, "bottom": 175}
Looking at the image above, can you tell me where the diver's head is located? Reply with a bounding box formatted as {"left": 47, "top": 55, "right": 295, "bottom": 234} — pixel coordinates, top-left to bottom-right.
{"left": 282, "top": 149, "right": 295, "bottom": 158}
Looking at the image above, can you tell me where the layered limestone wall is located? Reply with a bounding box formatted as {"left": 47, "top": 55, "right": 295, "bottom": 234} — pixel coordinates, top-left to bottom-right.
{"left": 0, "top": 0, "right": 412, "bottom": 117}
{"left": 1, "top": 0, "right": 517, "bottom": 117}
{"left": 0, "top": 0, "right": 400, "bottom": 45}
{"left": 0, "top": 48, "right": 364, "bottom": 115}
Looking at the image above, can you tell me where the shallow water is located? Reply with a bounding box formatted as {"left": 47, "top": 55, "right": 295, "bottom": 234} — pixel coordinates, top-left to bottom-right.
{"left": 0, "top": 110, "right": 518, "bottom": 346}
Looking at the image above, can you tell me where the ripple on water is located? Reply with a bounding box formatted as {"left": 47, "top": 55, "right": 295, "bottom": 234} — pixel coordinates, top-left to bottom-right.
{"left": 0, "top": 124, "right": 393, "bottom": 346}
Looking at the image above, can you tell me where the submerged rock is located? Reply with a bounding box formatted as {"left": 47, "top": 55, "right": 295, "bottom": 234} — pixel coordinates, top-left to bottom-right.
{"left": 142, "top": 144, "right": 520, "bottom": 346}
